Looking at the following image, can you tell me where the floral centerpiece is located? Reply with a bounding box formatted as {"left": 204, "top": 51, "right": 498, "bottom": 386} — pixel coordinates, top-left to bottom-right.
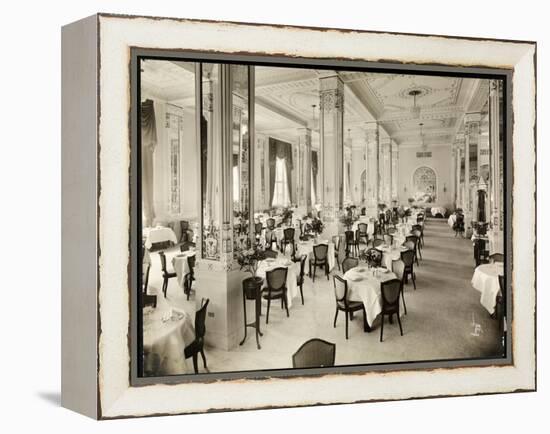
{"left": 311, "top": 217, "right": 324, "bottom": 235}
{"left": 360, "top": 248, "right": 382, "bottom": 268}
{"left": 339, "top": 213, "right": 354, "bottom": 231}
{"left": 237, "top": 245, "right": 267, "bottom": 299}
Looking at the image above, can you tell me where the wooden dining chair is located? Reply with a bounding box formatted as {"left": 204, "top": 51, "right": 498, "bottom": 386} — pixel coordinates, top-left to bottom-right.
{"left": 405, "top": 235, "right": 420, "bottom": 265}
{"left": 345, "top": 230, "right": 359, "bottom": 257}
{"left": 391, "top": 259, "right": 407, "bottom": 315}
{"left": 254, "top": 222, "right": 263, "bottom": 241}
{"left": 184, "top": 255, "right": 196, "bottom": 301}
{"left": 356, "top": 223, "right": 369, "bottom": 246}
{"left": 180, "top": 241, "right": 196, "bottom": 252}
{"left": 400, "top": 249, "right": 417, "bottom": 290}
{"left": 489, "top": 253, "right": 504, "bottom": 263}
{"left": 341, "top": 256, "right": 359, "bottom": 274}
{"left": 159, "top": 251, "right": 177, "bottom": 298}
{"left": 141, "top": 263, "right": 157, "bottom": 308}
{"left": 184, "top": 298, "right": 209, "bottom": 374}
{"left": 179, "top": 220, "right": 192, "bottom": 243}
{"left": 292, "top": 338, "right": 336, "bottom": 368}
{"left": 309, "top": 243, "right": 329, "bottom": 282}
{"left": 333, "top": 275, "right": 367, "bottom": 339}
{"left": 281, "top": 227, "right": 296, "bottom": 256}
{"left": 296, "top": 255, "right": 307, "bottom": 305}
{"left": 263, "top": 267, "right": 289, "bottom": 324}
{"left": 411, "top": 224, "right": 424, "bottom": 247}
{"left": 412, "top": 229, "right": 423, "bottom": 259}
{"left": 380, "top": 278, "right": 404, "bottom": 342}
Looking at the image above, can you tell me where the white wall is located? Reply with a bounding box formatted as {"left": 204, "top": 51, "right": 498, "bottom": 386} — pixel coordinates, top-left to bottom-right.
{"left": 397, "top": 145, "right": 455, "bottom": 211}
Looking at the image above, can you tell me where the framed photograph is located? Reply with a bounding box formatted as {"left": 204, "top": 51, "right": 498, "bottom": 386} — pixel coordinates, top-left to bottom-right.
{"left": 61, "top": 13, "right": 536, "bottom": 419}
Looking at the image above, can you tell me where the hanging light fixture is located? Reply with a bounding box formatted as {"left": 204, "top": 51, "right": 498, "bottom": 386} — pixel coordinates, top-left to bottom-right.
{"left": 419, "top": 122, "right": 427, "bottom": 151}
{"left": 347, "top": 128, "right": 353, "bottom": 147}
{"left": 311, "top": 104, "right": 318, "bottom": 131}
{"left": 408, "top": 89, "right": 422, "bottom": 119}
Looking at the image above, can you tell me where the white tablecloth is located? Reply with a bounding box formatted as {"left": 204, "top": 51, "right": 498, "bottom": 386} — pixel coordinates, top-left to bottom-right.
{"left": 344, "top": 267, "right": 398, "bottom": 327}
{"left": 375, "top": 245, "right": 407, "bottom": 270}
{"left": 448, "top": 214, "right": 457, "bottom": 228}
{"left": 431, "top": 207, "right": 447, "bottom": 217}
{"left": 142, "top": 306, "right": 195, "bottom": 375}
{"left": 143, "top": 226, "right": 178, "bottom": 249}
{"left": 471, "top": 263, "right": 504, "bottom": 314}
{"left": 296, "top": 240, "right": 335, "bottom": 272}
{"left": 256, "top": 257, "right": 300, "bottom": 309}
{"left": 172, "top": 251, "right": 196, "bottom": 289}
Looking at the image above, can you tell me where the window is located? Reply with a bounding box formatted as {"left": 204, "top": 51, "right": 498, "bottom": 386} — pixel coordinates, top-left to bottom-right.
{"left": 272, "top": 157, "right": 291, "bottom": 207}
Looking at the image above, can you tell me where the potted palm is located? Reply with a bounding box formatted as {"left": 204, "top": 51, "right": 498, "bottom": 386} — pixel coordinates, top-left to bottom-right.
{"left": 237, "top": 246, "right": 267, "bottom": 300}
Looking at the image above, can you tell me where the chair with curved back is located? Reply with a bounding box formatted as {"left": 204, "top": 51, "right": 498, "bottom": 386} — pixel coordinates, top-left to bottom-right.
{"left": 184, "top": 255, "right": 196, "bottom": 301}
{"left": 184, "top": 298, "right": 209, "bottom": 373}
{"left": 292, "top": 338, "right": 336, "bottom": 368}
{"left": 489, "top": 253, "right": 504, "bottom": 263}
{"left": 391, "top": 259, "right": 407, "bottom": 315}
{"left": 309, "top": 243, "right": 329, "bottom": 282}
{"left": 179, "top": 220, "right": 192, "bottom": 243}
{"left": 265, "top": 218, "right": 277, "bottom": 249}
{"left": 356, "top": 223, "right": 369, "bottom": 246}
{"left": 454, "top": 213, "right": 465, "bottom": 237}
{"left": 159, "top": 251, "right": 177, "bottom": 298}
{"left": 405, "top": 235, "right": 420, "bottom": 265}
{"left": 341, "top": 256, "right": 359, "bottom": 274}
{"left": 263, "top": 267, "right": 289, "bottom": 324}
{"left": 411, "top": 224, "right": 424, "bottom": 247}
{"left": 400, "top": 249, "right": 417, "bottom": 290}
{"left": 411, "top": 229, "right": 423, "bottom": 259}
{"left": 141, "top": 263, "right": 157, "bottom": 308}
{"left": 281, "top": 227, "right": 296, "bottom": 256}
{"left": 333, "top": 275, "right": 367, "bottom": 339}
{"left": 380, "top": 278, "right": 404, "bottom": 342}
{"left": 296, "top": 255, "right": 307, "bottom": 305}
{"left": 345, "top": 230, "right": 359, "bottom": 257}
{"left": 254, "top": 222, "right": 263, "bottom": 241}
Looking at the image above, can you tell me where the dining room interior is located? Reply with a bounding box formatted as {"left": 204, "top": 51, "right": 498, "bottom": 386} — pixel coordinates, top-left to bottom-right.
{"left": 138, "top": 58, "right": 507, "bottom": 377}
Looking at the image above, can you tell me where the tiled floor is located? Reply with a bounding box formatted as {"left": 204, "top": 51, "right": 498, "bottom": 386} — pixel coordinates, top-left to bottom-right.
{"left": 145, "top": 219, "right": 503, "bottom": 375}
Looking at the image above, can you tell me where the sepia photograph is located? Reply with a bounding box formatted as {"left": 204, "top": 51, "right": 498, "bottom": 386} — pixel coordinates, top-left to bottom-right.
{"left": 137, "top": 59, "right": 507, "bottom": 377}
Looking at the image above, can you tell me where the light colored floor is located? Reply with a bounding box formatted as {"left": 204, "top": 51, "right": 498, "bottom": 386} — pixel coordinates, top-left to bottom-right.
{"left": 145, "top": 218, "right": 502, "bottom": 374}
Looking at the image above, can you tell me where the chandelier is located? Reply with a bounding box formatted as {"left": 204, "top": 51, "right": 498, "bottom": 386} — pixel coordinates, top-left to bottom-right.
{"left": 408, "top": 89, "right": 422, "bottom": 119}
{"left": 419, "top": 122, "right": 427, "bottom": 151}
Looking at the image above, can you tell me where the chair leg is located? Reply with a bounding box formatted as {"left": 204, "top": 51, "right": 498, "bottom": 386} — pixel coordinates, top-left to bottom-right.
{"left": 284, "top": 294, "right": 289, "bottom": 317}
{"left": 266, "top": 298, "right": 271, "bottom": 324}
{"left": 200, "top": 349, "right": 207, "bottom": 369}
{"left": 401, "top": 288, "right": 407, "bottom": 315}
{"left": 333, "top": 308, "right": 339, "bottom": 327}
{"left": 345, "top": 311, "right": 349, "bottom": 339}
{"left": 397, "top": 313, "right": 404, "bottom": 336}
{"left": 299, "top": 284, "right": 304, "bottom": 305}
{"left": 192, "top": 353, "right": 199, "bottom": 374}
{"left": 412, "top": 272, "right": 417, "bottom": 290}
{"left": 326, "top": 263, "right": 329, "bottom": 280}
{"left": 162, "top": 278, "right": 168, "bottom": 297}
{"left": 380, "top": 314, "right": 384, "bottom": 342}
{"left": 312, "top": 264, "right": 316, "bottom": 282}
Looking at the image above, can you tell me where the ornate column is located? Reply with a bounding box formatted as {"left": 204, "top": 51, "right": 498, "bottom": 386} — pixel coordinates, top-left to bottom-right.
{"left": 391, "top": 140, "right": 398, "bottom": 203}
{"left": 489, "top": 79, "right": 503, "bottom": 253}
{"left": 319, "top": 74, "right": 344, "bottom": 237}
{"left": 380, "top": 137, "right": 392, "bottom": 205}
{"left": 298, "top": 127, "right": 312, "bottom": 214}
{"left": 365, "top": 122, "right": 380, "bottom": 217}
{"left": 454, "top": 132, "right": 464, "bottom": 210}
{"left": 463, "top": 113, "right": 480, "bottom": 233}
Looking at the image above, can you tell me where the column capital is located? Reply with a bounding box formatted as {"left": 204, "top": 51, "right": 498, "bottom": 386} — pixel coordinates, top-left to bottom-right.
{"left": 464, "top": 112, "right": 482, "bottom": 125}
{"left": 319, "top": 75, "right": 344, "bottom": 113}
{"left": 489, "top": 79, "right": 501, "bottom": 96}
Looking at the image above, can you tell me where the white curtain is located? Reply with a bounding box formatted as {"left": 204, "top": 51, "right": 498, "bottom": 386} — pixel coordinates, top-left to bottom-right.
{"left": 272, "top": 157, "right": 291, "bottom": 207}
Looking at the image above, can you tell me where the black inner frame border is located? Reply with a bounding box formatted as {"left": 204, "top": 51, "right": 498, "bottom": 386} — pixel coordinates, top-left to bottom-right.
{"left": 130, "top": 48, "right": 513, "bottom": 387}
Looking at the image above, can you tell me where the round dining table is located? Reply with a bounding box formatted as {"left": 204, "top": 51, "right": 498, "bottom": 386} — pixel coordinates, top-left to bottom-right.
{"left": 172, "top": 251, "right": 196, "bottom": 289}
{"left": 255, "top": 256, "right": 300, "bottom": 309}
{"left": 471, "top": 262, "right": 504, "bottom": 314}
{"left": 296, "top": 239, "right": 336, "bottom": 272}
{"left": 142, "top": 306, "right": 195, "bottom": 376}
{"left": 343, "top": 266, "right": 400, "bottom": 329}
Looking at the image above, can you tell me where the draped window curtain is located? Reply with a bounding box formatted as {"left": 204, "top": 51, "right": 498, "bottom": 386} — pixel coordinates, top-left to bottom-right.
{"left": 141, "top": 99, "right": 157, "bottom": 227}
{"left": 311, "top": 150, "right": 319, "bottom": 201}
{"left": 268, "top": 138, "right": 293, "bottom": 207}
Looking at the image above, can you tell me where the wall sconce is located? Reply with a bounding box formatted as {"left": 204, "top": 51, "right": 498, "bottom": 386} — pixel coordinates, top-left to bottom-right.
{"left": 403, "top": 185, "right": 407, "bottom": 193}
{"left": 443, "top": 183, "right": 447, "bottom": 193}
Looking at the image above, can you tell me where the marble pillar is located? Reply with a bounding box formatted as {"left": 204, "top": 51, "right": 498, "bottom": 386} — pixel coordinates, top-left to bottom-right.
{"left": 319, "top": 74, "right": 344, "bottom": 237}
{"left": 489, "top": 79, "right": 504, "bottom": 253}
{"left": 365, "top": 122, "right": 380, "bottom": 217}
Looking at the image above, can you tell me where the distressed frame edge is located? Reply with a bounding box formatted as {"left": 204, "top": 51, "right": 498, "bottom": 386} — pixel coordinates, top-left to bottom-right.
{"left": 94, "top": 15, "right": 536, "bottom": 419}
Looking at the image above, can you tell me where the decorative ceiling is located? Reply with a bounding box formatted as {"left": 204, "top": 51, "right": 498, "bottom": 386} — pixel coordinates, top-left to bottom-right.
{"left": 141, "top": 60, "right": 490, "bottom": 148}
